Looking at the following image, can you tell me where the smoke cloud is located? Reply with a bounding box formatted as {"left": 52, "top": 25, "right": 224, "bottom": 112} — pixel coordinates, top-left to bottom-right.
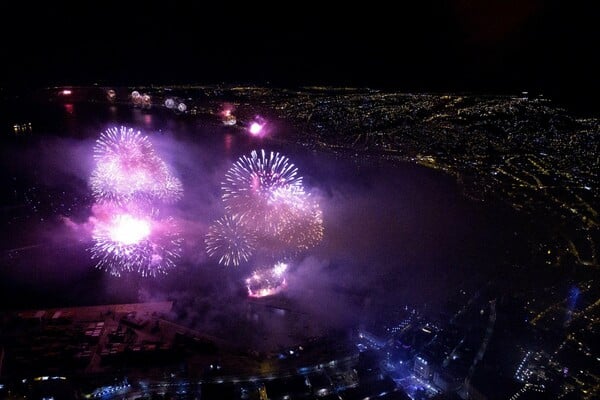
{"left": 0, "top": 113, "right": 526, "bottom": 349}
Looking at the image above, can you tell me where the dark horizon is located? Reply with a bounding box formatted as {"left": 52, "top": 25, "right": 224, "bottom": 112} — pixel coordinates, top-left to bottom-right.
{"left": 2, "top": 1, "right": 598, "bottom": 111}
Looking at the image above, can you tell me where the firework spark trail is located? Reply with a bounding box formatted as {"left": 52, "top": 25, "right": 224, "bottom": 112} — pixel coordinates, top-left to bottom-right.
{"left": 90, "top": 126, "right": 182, "bottom": 204}
{"left": 222, "top": 149, "right": 303, "bottom": 210}
{"left": 205, "top": 214, "right": 257, "bottom": 267}
{"left": 222, "top": 149, "right": 304, "bottom": 234}
{"left": 276, "top": 192, "right": 324, "bottom": 251}
{"left": 245, "top": 190, "right": 324, "bottom": 259}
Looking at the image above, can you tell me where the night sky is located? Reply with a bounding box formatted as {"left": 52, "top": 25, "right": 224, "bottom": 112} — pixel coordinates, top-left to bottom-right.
{"left": 1, "top": 1, "right": 598, "bottom": 104}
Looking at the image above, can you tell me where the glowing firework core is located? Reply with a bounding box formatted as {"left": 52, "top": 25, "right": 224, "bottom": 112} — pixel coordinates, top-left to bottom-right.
{"left": 249, "top": 122, "right": 264, "bottom": 135}
{"left": 90, "top": 204, "right": 182, "bottom": 277}
{"left": 108, "top": 214, "right": 151, "bottom": 245}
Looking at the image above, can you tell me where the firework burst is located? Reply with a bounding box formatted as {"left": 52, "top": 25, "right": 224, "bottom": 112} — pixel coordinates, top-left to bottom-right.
{"left": 214, "top": 149, "right": 324, "bottom": 271}
{"left": 245, "top": 261, "right": 289, "bottom": 298}
{"left": 90, "top": 127, "right": 182, "bottom": 204}
{"left": 205, "top": 214, "right": 257, "bottom": 267}
{"left": 222, "top": 150, "right": 303, "bottom": 232}
{"left": 90, "top": 203, "right": 182, "bottom": 277}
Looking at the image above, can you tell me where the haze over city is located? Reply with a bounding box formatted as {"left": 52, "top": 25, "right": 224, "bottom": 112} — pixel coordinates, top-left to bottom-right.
{"left": 0, "top": 3, "right": 598, "bottom": 400}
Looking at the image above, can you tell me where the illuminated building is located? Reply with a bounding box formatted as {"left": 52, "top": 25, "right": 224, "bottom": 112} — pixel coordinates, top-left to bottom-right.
{"left": 414, "top": 355, "right": 432, "bottom": 381}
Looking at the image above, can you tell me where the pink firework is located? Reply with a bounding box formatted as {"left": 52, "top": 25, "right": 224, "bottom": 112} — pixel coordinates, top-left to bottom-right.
{"left": 90, "top": 127, "right": 183, "bottom": 203}
{"left": 249, "top": 122, "right": 263, "bottom": 136}
{"left": 205, "top": 213, "right": 257, "bottom": 267}
{"left": 220, "top": 150, "right": 324, "bottom": 259}
{"left": 89, "top": 203, "right": 182, "bottom": 277}
{"left": 245, "top": 261, "right": 289, "bottom": 298}
{"left": 222, "top": 149, "right": 303, "bottom": 231}
{"left": 247, "top": 116, "right": 267, "bottom": 137}
{"left": 220, "top": 104, "right": 234, "bottom": 117}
